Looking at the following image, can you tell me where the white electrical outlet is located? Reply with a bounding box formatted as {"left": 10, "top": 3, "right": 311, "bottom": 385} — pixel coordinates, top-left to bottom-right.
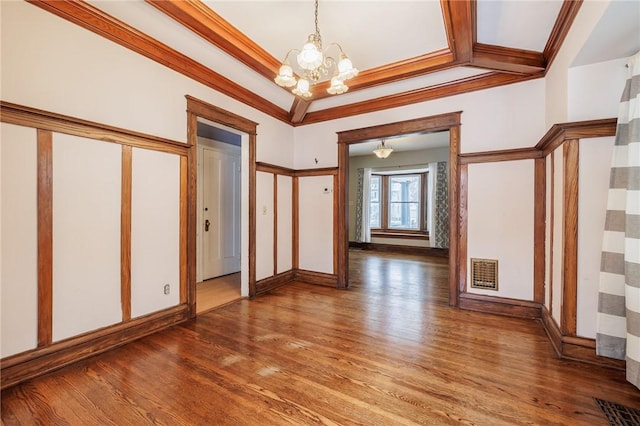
{"left": 163, "top": 284, "right": 170, "bottom": 295}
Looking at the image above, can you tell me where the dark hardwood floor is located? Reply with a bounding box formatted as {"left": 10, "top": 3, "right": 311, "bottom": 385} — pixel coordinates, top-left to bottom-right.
{"left": 2, "top": 251, "right": 639, "bottom": 425}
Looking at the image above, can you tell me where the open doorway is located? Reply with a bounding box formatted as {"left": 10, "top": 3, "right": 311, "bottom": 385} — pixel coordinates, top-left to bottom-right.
{"left": 336, "top": 112, "right": 462, "bottom": 306}
{"left": 346, "top": 132, "right": 451, "bottom": 304}
{"left": 196, "top": 118, "right": 242, "bottom": 313}
{"left": 186, "top": 96, "right": 257, "bottom": 317}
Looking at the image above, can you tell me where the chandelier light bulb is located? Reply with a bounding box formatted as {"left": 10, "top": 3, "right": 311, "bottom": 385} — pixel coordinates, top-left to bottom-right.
{"left": 297, "top": 41, "right": 323, "bottom": 70}
{"left": 275, "top": 64, "right": 297, "bottom": 87}
{"left": 338, "top": 55, "right": 358, "bottom": 80}
{"left": 327, "top": 76, "right": 348, "bottom": 95}
{"left": 292, "top": 78, "right": 312, "bottom": 98}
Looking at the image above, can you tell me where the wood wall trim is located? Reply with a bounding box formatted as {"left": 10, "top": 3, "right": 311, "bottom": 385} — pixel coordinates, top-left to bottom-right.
{"left": 561, "top": 140, "right": 579, "bottom": 336}
{"left": 293, "top": 177, "right": 299, "bottom": 270}
{"left": 1, "top": 305, "right": 189, "bottom": 390}
{"left": 179, "top": 156, "right": 188, "bottom": 305}
{"left": 26, "top": 1, "right": 289, "bottom": 124}
{"left": 1, "top": 101, "right": 189, "bottom": 156}
{"left": 37, "top": 130, "right": 53, "bottom": 348}
{"left": 255, "top": 270, "right": 295, "bottom": 296}
{"left": 337, "top": 143, "right": 349, "bottom": 288}
{"left": 294, "top": 270, "right": 339, "bottom": 288}
{"left": 549, "top": 152, "right": 555, "bottom": 317}
{"left": 121, "top": 146, "right": 132, "bottom": 321}
{"left": 540, "top": 306, "right": 625, "bottom": 370}
{"left": 337, "top": 112, "right": 462, "bottom": 144}
{"left": 273, "top": 174, "right": 278, "bottom": 277}
{"left": 460, "top": 147, "right": 543, "bottom": 164}
{"left": 302, "top": 73, "right": 536, "bottom": 126}
{"left": 333, "top": 174, "right": 338, "bottom": 275}
{"left": 459, "top": 293, "right": 541, "bottom": 319}
{"left": 256, "top": 162, "right": 295, "bottom": 176}
{"left": 449, "top": 125, "right": 461, "bottom": 306}
{"left": 294, "top": 167, "right": 339, "bottom": 177}
{"left": 543, "top": 0, "right": 583, "bottom": 71}
{"left": 533, "top": 157, "right": 546, "bottom": 304}
{"left": 535, "top": 118, "right": 617, "bottom": 155}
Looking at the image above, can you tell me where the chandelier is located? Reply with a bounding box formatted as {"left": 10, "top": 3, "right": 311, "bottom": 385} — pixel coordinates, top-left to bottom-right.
{"left": 274, "top": 0, "right": 358, "bottom": 98}
{"left": 373, "top": 140, "right": 393, "bottom": 159}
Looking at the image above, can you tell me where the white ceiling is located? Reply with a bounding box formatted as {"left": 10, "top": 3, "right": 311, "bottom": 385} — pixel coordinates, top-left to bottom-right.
{"left": 349, "top": 131, "right": 450, "bottom": 157}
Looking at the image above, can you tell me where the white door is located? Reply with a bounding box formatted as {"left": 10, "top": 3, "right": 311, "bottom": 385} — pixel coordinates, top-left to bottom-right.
{"left": 202, "top": 147, "right": 241, "bottom": 280}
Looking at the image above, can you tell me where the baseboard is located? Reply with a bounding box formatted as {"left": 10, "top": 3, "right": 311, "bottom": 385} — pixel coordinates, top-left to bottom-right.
{"left": 255, "top": 270, "right": 295, "bottom": 295}
{"left": 458, "top": 292, "right": 541, "bottom": 319}
{"left": 540, "top": 306, "right": 625, "bottom": 370}
{"left": 294, "top": 269, "right": 339, "bottom": 287}
{"left": 0, "top": 304, "right": 189, "bottom": 390}
{"left": 349, "top": 241, "right": 448, "bottom": 257}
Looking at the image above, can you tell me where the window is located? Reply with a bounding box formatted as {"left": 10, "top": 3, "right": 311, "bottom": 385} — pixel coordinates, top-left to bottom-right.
{"left": 388, "top": 175, "right": 421, "bottom": 230}
{"left": 370, "top": 173, "right": 427, "bottom": 235}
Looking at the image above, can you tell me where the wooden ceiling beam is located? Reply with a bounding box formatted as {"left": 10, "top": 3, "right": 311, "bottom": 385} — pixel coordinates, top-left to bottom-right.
{"left": 471, "top": 44, "right": 546, "bottom": 74}
{"left": 146, "top": 0, "right": 280, "bottom": 79}
{"left": 299, "top": 72, "right": 542, "bottom": 125}
{"left": 26, "top": 0, "right": 289, "bottom": 124}
{"left": 442, "top": 0, "right": 474, "bottom": 64}
{"left": 543, "top": 0, "right": 583, "bottom": 70}
{"left": 289, "top": 98, "right": 312, "bottom": 125}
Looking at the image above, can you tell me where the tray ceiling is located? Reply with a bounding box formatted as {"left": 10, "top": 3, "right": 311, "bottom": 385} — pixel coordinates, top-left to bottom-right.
{"left": 31, "top": 0, "right": 640, "bottom": 126}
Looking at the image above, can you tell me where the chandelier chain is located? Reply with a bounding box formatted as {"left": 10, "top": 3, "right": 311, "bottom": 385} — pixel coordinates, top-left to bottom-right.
{"left": 314, "top": 0, "right": 321, "bottom": 46}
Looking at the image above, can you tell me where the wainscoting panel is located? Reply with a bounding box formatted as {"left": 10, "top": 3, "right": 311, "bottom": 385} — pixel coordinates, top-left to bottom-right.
{"left": 52, "top": 133, "right": 122, "bottom": 341}
{"left": 276, "top": 174, "right": 293, "bottom": 274}
{"left": 130, "top": 148, "right": 180, "bottom": 318}
{"left": 0, "top": 123, "right": 38, "bottom": 358}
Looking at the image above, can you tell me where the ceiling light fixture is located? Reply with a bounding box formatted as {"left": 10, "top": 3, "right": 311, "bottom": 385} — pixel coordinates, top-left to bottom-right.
{"left": 274, "top": 0, "right": 358, "bottom": 99}
{"left": 373, "top": 140, "right": 393, "bottom": 159}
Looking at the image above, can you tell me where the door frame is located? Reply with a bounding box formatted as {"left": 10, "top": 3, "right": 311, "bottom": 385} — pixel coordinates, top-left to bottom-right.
{"left": 186, "top": 96, "right": 258, "bottom": 318}
{"left": 336, "top": 112, "right": 462, "bottom": 306}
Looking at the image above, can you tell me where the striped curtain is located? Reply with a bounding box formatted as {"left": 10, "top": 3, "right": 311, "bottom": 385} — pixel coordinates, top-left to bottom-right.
{"left": 596, "top": 51, "right": 640, "bottom": 390}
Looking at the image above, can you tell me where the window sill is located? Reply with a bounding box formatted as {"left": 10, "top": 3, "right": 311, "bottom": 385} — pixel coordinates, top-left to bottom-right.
{"left": 371, "top": 231, "right": 429, "bottom": 241}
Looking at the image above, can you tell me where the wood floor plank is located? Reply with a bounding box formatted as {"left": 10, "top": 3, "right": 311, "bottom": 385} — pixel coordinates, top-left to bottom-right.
{"left": 2, "top": 251, "right": 639, "bottom": 425}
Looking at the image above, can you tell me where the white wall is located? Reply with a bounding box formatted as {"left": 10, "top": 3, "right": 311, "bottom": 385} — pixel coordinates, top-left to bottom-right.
{"left": 0, "top": 0, "right": 297, "bottom": 339}
{"left": 1, "top": 124, "right": 38, "bottom": 357}
{"left": 0, "top": 2, "right": 294, "bottom": 167}
{"left": 52, "top": 134, "right": 122, "bottom": 341}
{"left": 466, "top": 160, "right": 535, "bottom": 301}
{"left": 276, "top": 175, "right": 293, "bottom": 274}
{"left": 568, "top": 58, "right": 629, "bottom": 122}
{"left": 298, "top": 176, "right": 334, "bottom": 274}
{"left": 130, "top": 148, "right": 180, "bottom": 318}
{"left": 545, "top": 0, "right": 610, "bottom": 128}
{"left": 551, "top": 149, "right": 564, "bottom": 324}
{"left": 293, "top": 78, "right": 545, "bottom": 285}
{"left": 577, "top": 136, "right": 616, "bottom": 338}
{"left": 255, "top": 171, "right": 274, "bottom": 280}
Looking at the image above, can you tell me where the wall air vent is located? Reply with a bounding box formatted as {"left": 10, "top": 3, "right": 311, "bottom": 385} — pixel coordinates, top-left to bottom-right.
{"left": 470, "top": 258, "right": 498, "bottom": 290}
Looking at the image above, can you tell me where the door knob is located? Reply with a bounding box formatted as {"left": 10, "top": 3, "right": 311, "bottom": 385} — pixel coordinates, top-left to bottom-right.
{"left": 205, "top": 219, "right": 210, "bottom": 232}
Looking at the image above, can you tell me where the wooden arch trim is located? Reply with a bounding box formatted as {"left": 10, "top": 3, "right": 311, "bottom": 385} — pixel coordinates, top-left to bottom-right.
{"left": 185, "top": 96, "right": 258, "bottom": 315}
{"left": 336, "top": 111, "right": 462, "bottom": 306}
